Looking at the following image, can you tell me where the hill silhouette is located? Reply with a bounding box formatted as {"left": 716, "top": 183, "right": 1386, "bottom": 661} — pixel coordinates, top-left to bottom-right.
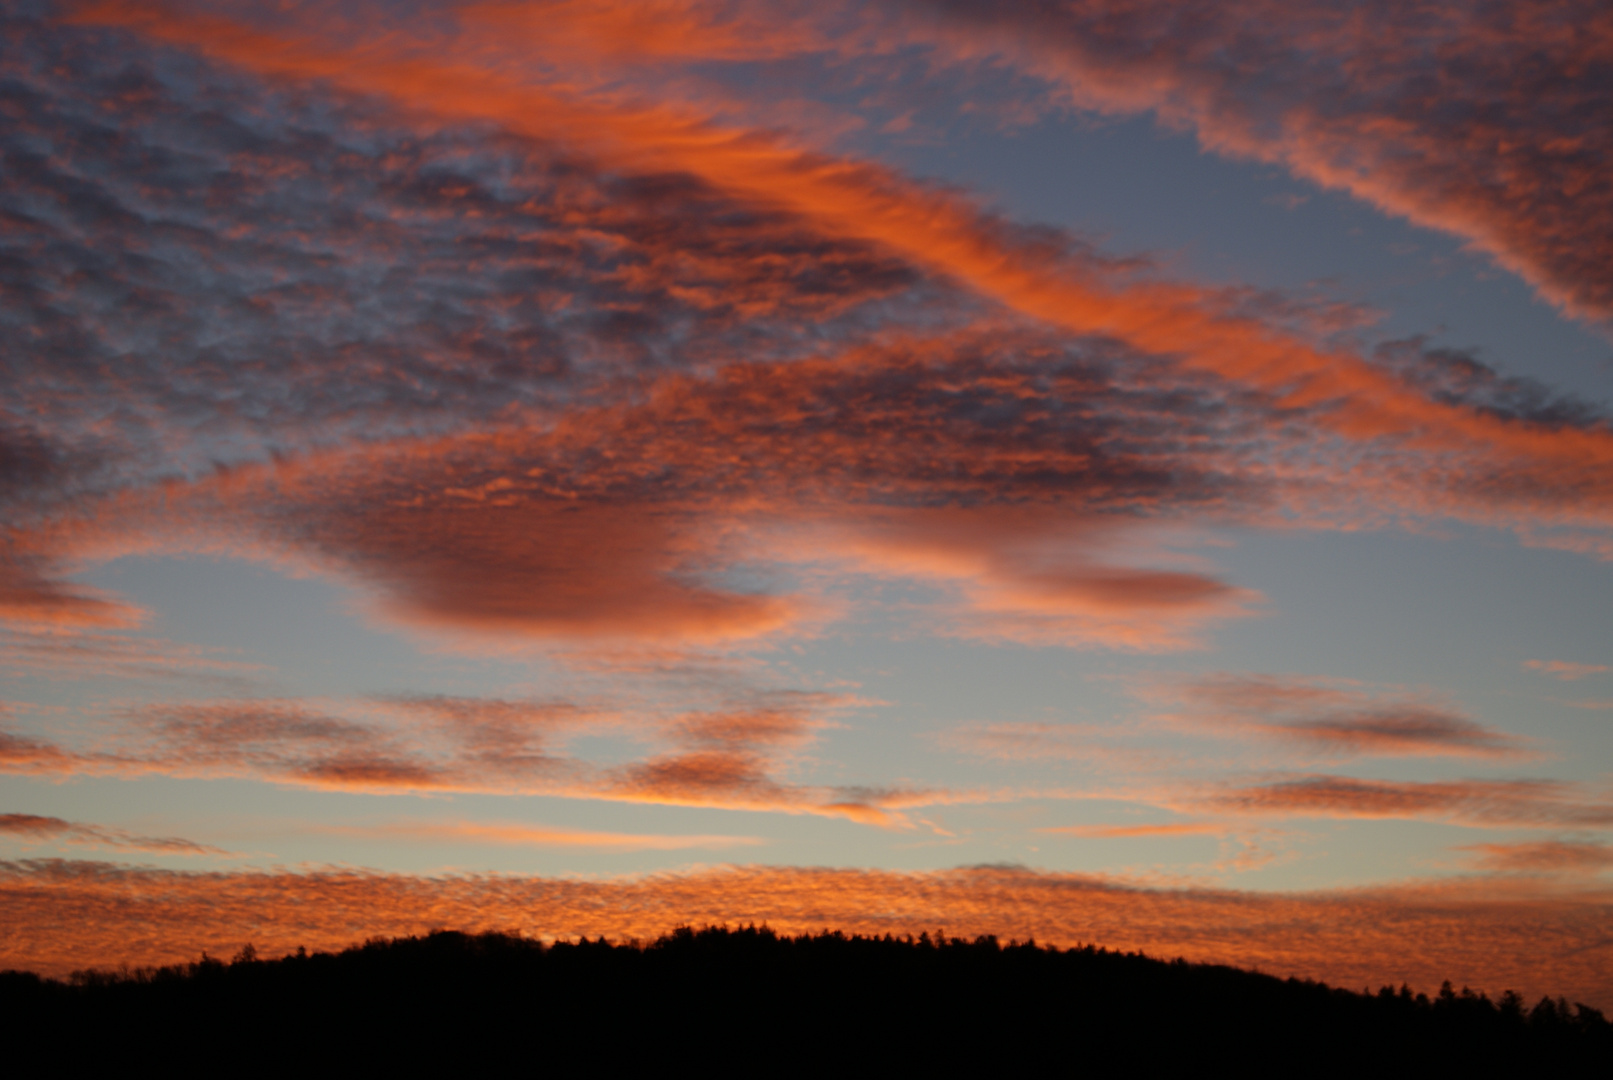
{"left": 2, "top": 926, "right": 1607, "bottom": 1071}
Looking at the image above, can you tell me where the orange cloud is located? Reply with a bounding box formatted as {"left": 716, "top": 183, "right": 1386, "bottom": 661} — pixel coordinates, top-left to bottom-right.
{"left": 1148, "top": 674, "right": 1529, "bottom": 758}
{"left": 1462, "top": 841, "right": 1613, "bottom": 875}
{"left": 941, "top": 722, "right": 1099, "bottom": 763}
{"left": 4, "top": 0, "right": 1609, "bottom": 697}
{"left": 0, "top": 730, "right": 89, "bottom": 776}
{"left": 312, "top": 499, "right": 795, "bottom": 644}
{"left": 0, "top": 813, "right": 221, "bottom": 855}
{"left": 819, "top": 507, "right": 1257, "bottom": 649}
{"left": 907, "top": 0, "right": 1613, "bottom": 325}
{"left": 2, "top": 860, "right": 1607, "bottom": 1008}
{"left": 1038, "top": 822, "right": 1224, "bottom": 838}
{"left": 0, "top": 693, "right": 923, "bottom": 823}
{"left": 8, "top": 2, "right": 1612, "bottom": 669}
{"left": 0, "top": 624, "right": 265, "bottom": 683}
{"left": 319, "top": 820, "right": 764, "bottom": 851}
{"left": 1207, "top": 776, "right": 1613, "bottom": 828}
{"left": 9, "top": 325, "right": 1269, "bottom": 653}
{"left": 0, "top": 553, "right": 144, "bottom": 629}
{"left": 463, "top": 0, "right": 843, "bottom": 64}
{"left": 601, "top": 705, "right": 922, "bottom": 824}
{"left": 66, "top": 0, "right": 1613, "bottom": 521}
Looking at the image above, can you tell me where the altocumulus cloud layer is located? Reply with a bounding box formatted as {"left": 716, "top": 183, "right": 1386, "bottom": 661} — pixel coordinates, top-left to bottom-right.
{"left": 1, "top": 860, "right": 1608, "bottom": 1009}
{"left": 905, "top": 0, "right": 1613, "bottom": 323}
{"left": 1, "top": 0, "right": 1611, "bottom": 988}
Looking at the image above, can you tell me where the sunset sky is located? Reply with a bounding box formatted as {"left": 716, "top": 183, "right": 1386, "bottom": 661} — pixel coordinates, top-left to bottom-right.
{"left": 2, "top": 0, "right": 1611, "bottom": 1002}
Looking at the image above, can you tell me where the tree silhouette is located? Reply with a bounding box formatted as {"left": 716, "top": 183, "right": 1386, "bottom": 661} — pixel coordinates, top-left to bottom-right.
{"left": 1, "top": 926, "right": 1606, "bottom": 1072}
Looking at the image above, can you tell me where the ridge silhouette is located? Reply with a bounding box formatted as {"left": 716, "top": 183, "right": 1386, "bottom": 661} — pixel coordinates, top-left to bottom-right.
{"left": 2, "top": 925, "right": 1607, "bottom": 1071}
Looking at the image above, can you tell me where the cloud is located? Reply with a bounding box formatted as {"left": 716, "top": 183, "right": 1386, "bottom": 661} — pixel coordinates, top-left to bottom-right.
{"left": 1463, "top": 840, "right": 1613, "bottom": 875}
{"left": 1206, "top": 776, "right": 1613, "bottom": 828}
{"left": 0, "top": 729, "right": 90, "bottom": 775}
{"left": 1462, "top": 840, "right": 1613, "bottom": 875}
{"left": 935, "top": 721, "right": 1176, "bottom": 778}
{"left": 907, "top": 0, "right": 1613, "bottom": 325}
{"left": 308, "top": 500, "right": 799, "bottom": 644}
{"left": 0, "top": 0, "right": 1608, "bottom": 663}
{"left": 70, "top": 0, "right": 1613, "bottom": 472}
{"left": 0, "top": 693, "right": 927, "bottom": 823}
{"left": 1525, "top": 660, "right": 1609, "bottom": 681}
{"left": 820, "top": 508, "right": 1258, "bottom": 650}
{"left": 1148, "top": 674, "right": 1528, "bottom": 758}
{"left": 0, "top": 0, "right": 1606, "bottom": 684}
{"left": 1037, "top": 823, "right": 1224, "bottom": 838}
{"left": 0, "top": 813, "right": 221, "bottom": 854}
{"left": 6, "top": 326, "right": 1269, "bottom": 652}
{"left": 1, "top": 2, "right": 930, "bottom": 494}
{"left": 0, "top": 553, "right": 145, "bottom": 629}
{"left": 133, "top": 700, "right": 455, "bottom": 790}
{"left": 462, "top": 0, "right": 849, "bottom": 65}
{"left": 319, "top": 820, "right": 764, "bottom": 852}
{"left": 17, "top": 0, "right": 1602, "bottom": 601}
{"left": 2, "top": 859, "right": 1608, "bottom": 1008}
{"left": 600, "top": 705, "right": 927, "bottom": 824}
{"left": 942, "top": 722, "right": 1100, "bottom": 763}
{"left": 0, "top": 624, "right": 265, "bottom": 682}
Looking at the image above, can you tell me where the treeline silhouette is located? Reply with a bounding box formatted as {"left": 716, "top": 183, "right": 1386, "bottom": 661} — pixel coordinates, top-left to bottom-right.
{"left": 3, "top": 926, "right": 1608, "bottom": 1071}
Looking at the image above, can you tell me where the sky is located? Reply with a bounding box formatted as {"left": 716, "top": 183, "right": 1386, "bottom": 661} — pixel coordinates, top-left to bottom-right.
{"left": 2, "top": 0, "right": 1612, "bottom": 1003}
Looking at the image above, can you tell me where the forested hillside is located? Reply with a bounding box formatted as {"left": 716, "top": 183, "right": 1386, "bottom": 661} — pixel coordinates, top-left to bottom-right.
{"left": 3, "top": 926, "right": 1607, "bottom": 1070}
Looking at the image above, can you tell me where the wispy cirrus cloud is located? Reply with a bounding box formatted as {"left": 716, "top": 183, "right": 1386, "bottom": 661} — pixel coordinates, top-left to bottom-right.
{"left": 1145, "top": 673, "right": 1529, "bottom": 759}
{"left": 66, "top": 0, "right": 1613, "bottom": 493}
{"left": 0, "top": 727, "right": 85, "bottom": 774}
{"left": 318, "top": 820, "right": 764, "bottom": 852}
{"left": 1, "top": 0, "right": 1610, "bottom": 663}
{"left": 1037, "top": 822, "right": 1224, "bottom": 839}
{"left": 1525, "top": 659, "right": 1609, "bottom": 681}
{"left": 941, "top": 722, "right": 1100, "bottom": 763}
{"left": 0, "top": 624, "right": 265, "bottom": 683}
{"left": 906, "top": 0, "right": 1613, "bottom": 325}
{"left": 0, "top": 2, "right": 929, "bottom": 496}
{"left": 0, "top": 812, "right": 221, "bottom": 854}
{"left": 0, "top": 553, "right": 145, "bottom": 629}
{"left": 0, "top": 693, "right": 930, "bottom": 825}
{"left": 1205, "top": 776, "right": 1613, "bottom": 829}
{"left": 1, "top": 326, "right": 1270, "bottom": 650}
{"left": 1462, "top": 840, "right": 1613, "bottom": 875}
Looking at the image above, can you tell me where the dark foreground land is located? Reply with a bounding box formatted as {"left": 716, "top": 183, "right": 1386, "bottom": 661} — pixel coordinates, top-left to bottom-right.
{"left": 2, "top": 926, "right": 1608, "bottom": 1072}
